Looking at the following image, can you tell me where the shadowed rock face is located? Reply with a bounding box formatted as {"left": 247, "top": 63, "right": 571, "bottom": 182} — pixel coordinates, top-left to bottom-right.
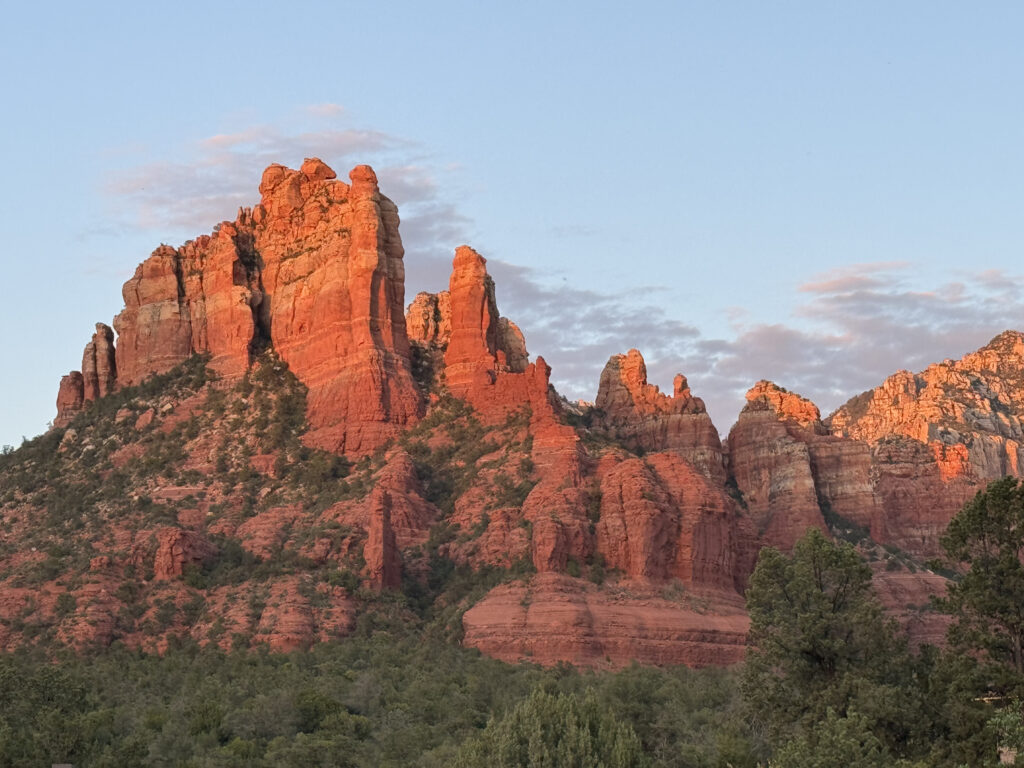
{"left": 727, "top": 382, "right": 842, "bottom": 551}
{"left": 725, "top": 357, "right": 1024, "bottom": 559}
{"left": 82, "top": 323, "right": 117, "bottom": 401}
{"left": 406, "top": 290, "right": 452, "bottom": 347}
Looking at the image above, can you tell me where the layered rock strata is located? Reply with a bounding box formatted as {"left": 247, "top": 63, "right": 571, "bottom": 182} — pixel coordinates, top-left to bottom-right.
{"left": 727, "top": 381, "right": 879, "bottom": 550}
{"left": 462, "top": 573, "right": 749, "bottom": 668}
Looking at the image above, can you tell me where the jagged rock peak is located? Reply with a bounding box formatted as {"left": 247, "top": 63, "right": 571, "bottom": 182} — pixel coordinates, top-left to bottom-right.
{"left": 596, "top": 349, "right": 706, "bottom": 417}
{"left": 300, "top": 156, "right": 336, "bottom": 182}
{"left": 742, "top": 380, "right": 822, "bottom": 428}
{"left": 828, "top": 329, "right": 1024, "bottom": 451}
{"left": 594, "top": 349, "right": 724, "bottom": 480}
{"left": 443, "top": 245, "right": 530, "bottom": 395}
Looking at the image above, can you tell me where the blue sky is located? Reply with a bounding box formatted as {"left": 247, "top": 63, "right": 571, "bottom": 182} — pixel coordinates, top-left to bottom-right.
{"left": 2, "top": 1, "right": 1023, "bottom": 447}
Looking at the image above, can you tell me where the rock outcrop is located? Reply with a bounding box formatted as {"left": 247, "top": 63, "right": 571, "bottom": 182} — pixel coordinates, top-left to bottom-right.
{"left": 829, "top": 331, "right": 1024, "bottom": 480}
{"left": 595, "top": 453, "right": 751, "bottom": 591}
{"left": 595, "top": 349, "right": 725, "bottom": 480}
{"left": 442, "top": 245, "right": 530, "bottom": 397}
{"left": 462, "top": 573, "right": 749, "bottom": 668}
{"left": 727, "top": 381, "right": 883, "bottom": 550}
{"left": 406, "top": 290, "right": 452, "bottom": 347}
{"left": 362, "top": 490, "right": 402, "bottom": 590}
{"left": 82, "top": 323, "right": 117, "bottom": 401}
{"left": 153, "top": 528, "right": 217, "bottom": 581}
{"left": 254, "top": 162, "right": 421, "bottom": 453}
{"left": 55, "top": 371, "right": 85, "bottom": 428}
{"left": 61, "top": 159, "right": 422, "bottom": 456}
{"left": 113, "top": 224, "right": 263, "bottom": 386}
{"left": 826, "top": 331, "right": 1024, "bottom": 555}
{"left": 726, "top": 383, "right": 829, "bottom": 550}
{"left": 40, "top": 154, "right": 1024, "bottom": 669}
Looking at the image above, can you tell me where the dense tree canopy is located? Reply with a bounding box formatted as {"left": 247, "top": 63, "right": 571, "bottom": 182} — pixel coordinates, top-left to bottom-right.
{"left": 940, "top": 476, "right": 1024, "bottom": 685}
{"left": 743, "top": 528, "right": 1000, "bottom": 766}
{"left": 454, "top": 688, "right": 648, "bottom": 768}
{"left": 742, "top": 530, "right": 913, "bottom": 746}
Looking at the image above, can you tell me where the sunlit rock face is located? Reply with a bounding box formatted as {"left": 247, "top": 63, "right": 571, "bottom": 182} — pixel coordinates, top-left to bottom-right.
{"left": 595, "top": 349, "right": 726, "bottom": 481}
{"left": 100, "top": 158, "right": 422, "bottom": 456}
{"left": 827, "top": 330, "right": 1024, "bottom": 555}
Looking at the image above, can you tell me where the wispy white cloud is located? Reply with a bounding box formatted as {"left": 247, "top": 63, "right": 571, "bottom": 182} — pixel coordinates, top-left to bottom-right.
{"left": 305, "top": 103, "right": 345, "bottom": 118}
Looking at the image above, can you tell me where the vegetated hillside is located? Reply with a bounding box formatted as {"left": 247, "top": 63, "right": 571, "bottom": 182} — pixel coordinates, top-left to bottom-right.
{"left": 8, "top": 156, "right": 1024, "bottom": 666}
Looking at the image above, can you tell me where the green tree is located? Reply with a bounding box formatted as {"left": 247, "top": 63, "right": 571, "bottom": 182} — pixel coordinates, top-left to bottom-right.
{"left": 769, "top": 709, "right": 893, "bottom": 768}
{"left": 742, "top": 529, "right": 921, "bottom": 758}
{"left": 940, "top": 476, "right": 1024, "bottom": 686}
{"left": 454, "top": 688, "right": 649, "bottom": 768}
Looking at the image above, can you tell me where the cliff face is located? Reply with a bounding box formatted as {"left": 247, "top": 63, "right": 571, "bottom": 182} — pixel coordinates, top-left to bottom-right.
{"left": 826, "top": 331, "right": 1024, "bottom": 555}
{"left": 32, "top": 157, "right": 1024, "bottom": 668}
{"left": 829, "top": 331, "right": 1024, "bottom": 480}
{"left": 253, "top": 161, "right": 420, "bottom": 454}
{"left": 726, "top": 382, "right": 830, "bottom": 551}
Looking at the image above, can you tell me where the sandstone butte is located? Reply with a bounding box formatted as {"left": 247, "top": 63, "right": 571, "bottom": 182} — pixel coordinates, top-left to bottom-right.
{"left": 27, "top": 157, "right": 1024, "bottom": 666}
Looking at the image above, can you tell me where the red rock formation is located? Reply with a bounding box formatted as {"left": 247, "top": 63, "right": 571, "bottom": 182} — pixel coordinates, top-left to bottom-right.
{"left": 55, "top": 371, "right": 85, "bottom": 427}
{"left": 462, "top": 573, "right": 749, "bottom": 668}
{"left": 113, "top": 245, "right": 196, "bottom": 385}
{"left": 726, "top": 383, "right": 829, "bottom": 551}
{"left": 444, "top": 245, "right": 504, "bottom": 392}
{"left": 330, "top": 450, "right": 439, "bottom": 550}
{"left": 179, "top": 223, "right": 263, "bottom": 379}
{"left": 443, "top": 246, "right": 531, "bottom": 398}
{"left": 82, "top": 323, "right": 117, "bottom": 400}
{"left": 153, "top": 528, "right": 217, "bottom": 580}
{"left": 406, "top": 290, "right": 452, "bottom": 347}
{"left": 66, "top": 159, "right": 422, "bottom": 455}
{"left": 826, "top": 331, "right": 1024, "bottom": 554}
{"left": 254, "top": 161, "right": 421, "bottom": 453}
{"left": 112, "top": 221, "right": 263, "bottom": 386}
{"left": 869, "top": 437, "right": 976, "bottom": 556}
{"left": 743, "top": 380, "right": 821, "bottom": 428}
{"left": 595, "top": 453, "right": 749, "bottom": 591}
{"left": 830, "top": 331, "right": 1024, "bottom": 481}
{"left": 805, "top": 436, "right": 880, "bottom": 535}
{"left": 497, "top": 317, "right": 529, "bottom": 372}
{"left": 254, "top": 579, "right": 317, "bottom": 651}
{"left": 595, "top": 350, "right": 725, "bottom": 480}
{"left": 363, "top": 490, "right": 401, "bottom": 590}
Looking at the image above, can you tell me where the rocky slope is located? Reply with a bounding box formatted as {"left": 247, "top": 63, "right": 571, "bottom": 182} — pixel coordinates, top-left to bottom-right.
{"left": 5, "top": 158, "right": 1021, "bottom": 667}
